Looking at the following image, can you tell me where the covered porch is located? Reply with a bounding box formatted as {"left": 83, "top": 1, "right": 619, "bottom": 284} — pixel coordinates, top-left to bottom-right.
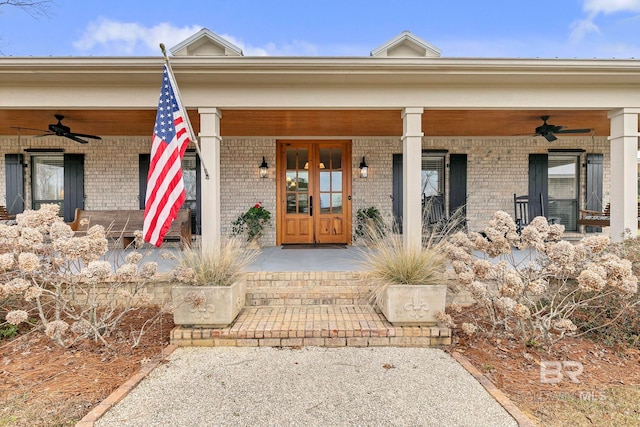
{"left": 1, "top": 30, "right": 640, "bottom": 248}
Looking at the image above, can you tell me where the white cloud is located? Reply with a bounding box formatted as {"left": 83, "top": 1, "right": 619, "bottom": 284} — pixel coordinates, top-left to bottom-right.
{"left": 72, "top": 18, "right": 324, "bottom": 56}
{"left": 583, "top": 0, "right": 640, "bottom": 15}
{"left": 569, "top": 16, "right": 601, "bottom": 42}
{"left": 73, "top": 18, "right": 203, "bottom": 55}
{"left": 571, "top": 0, "right": 640, "bottom": 41}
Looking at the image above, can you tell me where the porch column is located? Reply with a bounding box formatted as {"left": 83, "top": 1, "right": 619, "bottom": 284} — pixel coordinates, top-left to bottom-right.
{"left": 198, "top": 107, "right": 222, "bottom": 251}
{"left": 608, "top": 108, "right": 640, "bottom": 242}
{"left": 402, "top": 107, "right": 424, "bottom": 250}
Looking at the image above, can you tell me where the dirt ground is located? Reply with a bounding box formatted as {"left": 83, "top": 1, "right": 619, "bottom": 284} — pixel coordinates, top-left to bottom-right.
{"left": 0, "top": 308, "right": 174, "bottom": 427}
{"left": 451, "top": 334, "right": 640, "bottom": 426}
{"left": 2, "top": 307, "right": 640, "bottom": 426}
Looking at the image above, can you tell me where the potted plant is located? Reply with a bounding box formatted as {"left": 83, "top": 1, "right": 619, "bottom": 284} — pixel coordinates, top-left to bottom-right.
{"left": 363, "top": 234, "right": 449, "bottom": 325}
{"left": 171, "top": 239, "right": 259, "bottom": 327}
{"left": 355, "top": 206, "right": 387, "bottom": 244}
{"left": 231, "top": 202, "right": 271, "bottom": 247}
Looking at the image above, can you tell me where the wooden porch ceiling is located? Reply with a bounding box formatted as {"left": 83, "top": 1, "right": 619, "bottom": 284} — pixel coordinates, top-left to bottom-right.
{"left": 0, "top": 109, "right": 614, "bottom": 138}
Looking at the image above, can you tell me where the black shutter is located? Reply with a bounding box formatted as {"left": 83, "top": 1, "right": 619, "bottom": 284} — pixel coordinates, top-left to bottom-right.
{"left": 528, "top": 154, "right": 548, "bottom": 218}
{"left": 585, "top": 153, "right": 604, "bottom": 233}
{"left": 449, "top": 154, "right": 467, "bottom": 216}
{"left": 5, "top": 154, "right": 25, "bottom": 215}
{"left": 63, "top": 154, "right": 84, "bottom": 223}
{"left": 195, "top": 154, "right": 202, "bottom": 234}
{"left": 139, "top": 154, "right": 150, "bottom": 209}
{"left": 392, "top": 153, "right": 403, "bottom": 233}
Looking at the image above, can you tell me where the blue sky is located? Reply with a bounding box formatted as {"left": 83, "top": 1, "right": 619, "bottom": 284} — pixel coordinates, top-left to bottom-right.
{"left": 1, "top": 0, "right": 639, "bottom": 58}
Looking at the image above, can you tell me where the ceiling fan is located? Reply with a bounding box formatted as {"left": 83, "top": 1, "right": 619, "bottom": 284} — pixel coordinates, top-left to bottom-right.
{"left": 532, "top": 115, "right": 592, "bottom": 142}
{"left": 13, "top": 114, "right": 102, "bottom": 144}
{"left": 40, "top": 114, "right": 102, "bottom": 144}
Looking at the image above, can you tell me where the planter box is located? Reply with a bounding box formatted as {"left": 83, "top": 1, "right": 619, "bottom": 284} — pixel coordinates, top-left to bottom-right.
{"left": 172, "top": 281, "right": 246, "bottom": 328}
{"left": 378, "top": 284, "right": 447, "bottom": 326}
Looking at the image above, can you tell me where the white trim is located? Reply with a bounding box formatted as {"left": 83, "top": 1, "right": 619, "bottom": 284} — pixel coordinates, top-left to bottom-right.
{"left": 169, "top": 28, "right": 243, "bottom": 57}
{"left": 371, "top": 31, "right": 442, "bottom": 57}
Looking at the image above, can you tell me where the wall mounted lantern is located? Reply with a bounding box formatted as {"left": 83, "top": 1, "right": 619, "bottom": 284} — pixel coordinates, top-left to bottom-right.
{"left": 359, "top": 156, "right": 368, "bottom": 178}
{"left": 259, "top": 156, "right": 269, "bottom": 178}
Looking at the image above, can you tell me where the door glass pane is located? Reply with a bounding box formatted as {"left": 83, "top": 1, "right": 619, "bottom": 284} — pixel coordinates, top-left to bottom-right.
{"left": 319, "top": 148, "right": 330, "bottom": 171}
{"left": 548, "top": 155, "right": 579, "bottom": 231}
{"left": 331, "top": 171, "right": 342, "bottom": 191}
{"left": 331, "top": 193, "right": 342, "bottom": 213}
{"left": 331, "top": 149, "right": 342, "bottom": 169}
{"left": 319, "top": 193, "right": 330, "bottom": 213}
{"left": 320, "top": 171, "right": 330, "bottom": 192}
{"left": 297, "top": 171, "right": 309, "bottom": 191}
{"left": 286, "top": 194, "right": 297, "bottom": 214}
{"left": 298, "top": 194, "right": 308, "bottom": 213}
{"left": 286, "top": 172, "right": 297, "bottom": 190}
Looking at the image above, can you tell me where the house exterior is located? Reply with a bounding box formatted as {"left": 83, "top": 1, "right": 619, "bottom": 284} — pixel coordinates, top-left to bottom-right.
{"left": 1, "top": 29, "right": 639, "bottom": 249}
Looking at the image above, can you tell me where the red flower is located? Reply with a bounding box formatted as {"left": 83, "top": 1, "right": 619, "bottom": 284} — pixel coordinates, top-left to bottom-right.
{"left": 254, "top": 203, "right": 261, "bottom": 209}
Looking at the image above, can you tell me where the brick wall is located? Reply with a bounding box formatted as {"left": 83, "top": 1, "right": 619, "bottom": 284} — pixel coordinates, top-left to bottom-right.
{"left": 0, "top": 134, "right": 612, "bottom": 240}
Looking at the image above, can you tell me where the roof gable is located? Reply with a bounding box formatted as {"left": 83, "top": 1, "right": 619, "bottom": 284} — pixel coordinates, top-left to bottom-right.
{"left": 371, "top": 31, "right": 441, "bottom": 58}
{"left": 170, "top": 28, "right": 243, "bottom": 57}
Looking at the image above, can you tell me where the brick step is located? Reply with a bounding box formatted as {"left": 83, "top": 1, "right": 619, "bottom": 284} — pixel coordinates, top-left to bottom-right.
{"left": 171, "top": 305, "right": 451, "bottom": 348}
{"left": 245, "top": 271, "right": 373, "bottom": 306}
{"left": 246, "top": 285, "right": 374, "bottom": 306}
{"left": 245, "top": 271, "right": 367, "bottom": 287}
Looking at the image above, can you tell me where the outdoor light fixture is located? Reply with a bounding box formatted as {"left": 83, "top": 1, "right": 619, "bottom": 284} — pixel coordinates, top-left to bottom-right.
{"left": 359, "top": 156, "right": 368, "bottom": 178}
{"left": 259, "top": 156, "right": 269, "bottom": 178}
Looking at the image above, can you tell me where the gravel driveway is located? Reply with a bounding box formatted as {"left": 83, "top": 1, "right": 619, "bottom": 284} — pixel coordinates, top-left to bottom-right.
{"left": 96, "top": 346, "right": 517, "bottom": 427}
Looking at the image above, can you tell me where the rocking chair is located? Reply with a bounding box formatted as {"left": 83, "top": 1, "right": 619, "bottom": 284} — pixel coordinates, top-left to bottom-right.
{"left": 513, "top": 193, "right": 544, "bottom": 233}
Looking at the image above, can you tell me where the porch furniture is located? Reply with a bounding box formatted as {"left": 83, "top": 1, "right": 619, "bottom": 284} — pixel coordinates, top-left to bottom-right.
{"left": 513, "top": 193, "right": 544, "bottom": 233}
{"left": 68, "top": 208, "right": 192, "bottom": 248}
{"left": 577, "top": 203, "right": 640, "bottom": 227}
{"left": 0, "top": 205, "right": 16, "bottom": 220}
{"left": 422, "top": 195, "right": 446, "bottom": 227}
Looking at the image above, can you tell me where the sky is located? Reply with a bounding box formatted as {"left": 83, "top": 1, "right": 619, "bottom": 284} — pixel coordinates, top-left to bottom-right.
{"left": 0, "top": 0, "right": 639, "bottom": 58}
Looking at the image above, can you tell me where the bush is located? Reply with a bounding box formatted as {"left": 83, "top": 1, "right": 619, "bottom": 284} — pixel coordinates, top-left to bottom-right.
{"left": 355, "top": 207, "right": 387, "bottom": 242}
{"left": 444, "top": 211, "right": 638, "bottom": 351}
{"left": 172, "top": 238, "right": 259, "bottom": 287}
{"left": 0, "top": 204, "right": 166, "bottom": 348}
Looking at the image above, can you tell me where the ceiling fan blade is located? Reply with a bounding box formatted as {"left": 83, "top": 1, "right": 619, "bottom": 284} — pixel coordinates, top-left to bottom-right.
{"left": 35, "top": 132, "right": 54, "bottom": 138}
{"left": 543, "top": 133, "right": 557, "bottom": 142}
{"left": 65, "top": 134, "right": 89, "bottom": 144}
{"left": 70, "top": 132, "right": 102, "bottom": 140}
{"left": 10, "top": 126, "right": 50, "bottom": 133}
{"left": 555, "top": 128, "right": 593, "bottom": 134}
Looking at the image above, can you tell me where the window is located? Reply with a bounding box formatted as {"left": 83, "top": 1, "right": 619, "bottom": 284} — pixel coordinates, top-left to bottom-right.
{"left": 31, "top": 155, "right": 65, "bottom": 213}
{"left": 547, "top": 155, "right": 579, "bottom": 231}
{"left": 421, "top": 155, "right": 445, "bottom": 198}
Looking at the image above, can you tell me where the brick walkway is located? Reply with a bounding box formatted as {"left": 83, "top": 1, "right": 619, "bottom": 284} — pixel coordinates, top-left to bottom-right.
{"left": 171, "top": 305, "right": 451, "bottom": 348}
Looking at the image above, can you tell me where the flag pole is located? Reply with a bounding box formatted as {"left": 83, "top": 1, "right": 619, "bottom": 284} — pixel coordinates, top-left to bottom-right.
{"left": 159, "top": 43, "right": 210, "bottom": 180}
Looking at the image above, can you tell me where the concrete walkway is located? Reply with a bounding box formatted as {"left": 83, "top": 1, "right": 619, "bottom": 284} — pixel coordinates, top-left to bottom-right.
{"left": 94, "top": 346, "right": 520, "bottom": 427}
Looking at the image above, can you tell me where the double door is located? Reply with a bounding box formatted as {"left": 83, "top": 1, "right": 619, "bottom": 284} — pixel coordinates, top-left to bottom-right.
{"left": 277, "top": 141, "right": 352, "bottom": 244}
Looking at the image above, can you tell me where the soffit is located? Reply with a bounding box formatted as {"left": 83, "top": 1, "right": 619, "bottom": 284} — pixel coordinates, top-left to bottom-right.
{"left": 0, "top": 109, "right": 613, "bottom": 138}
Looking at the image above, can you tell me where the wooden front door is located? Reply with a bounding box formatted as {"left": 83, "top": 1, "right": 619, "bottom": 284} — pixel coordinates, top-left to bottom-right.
{"left": 277, "top": 141, "right": 352, "bottom": 245}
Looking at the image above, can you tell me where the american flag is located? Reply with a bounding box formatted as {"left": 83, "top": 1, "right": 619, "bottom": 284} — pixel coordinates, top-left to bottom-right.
{"left": 143, "top": 64, "right": 190, "bottom": 247}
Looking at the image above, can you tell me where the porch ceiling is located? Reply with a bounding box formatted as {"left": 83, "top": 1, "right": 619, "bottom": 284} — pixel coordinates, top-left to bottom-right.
{"left": 0, "top": 108, "right": 616, "bottom": 138}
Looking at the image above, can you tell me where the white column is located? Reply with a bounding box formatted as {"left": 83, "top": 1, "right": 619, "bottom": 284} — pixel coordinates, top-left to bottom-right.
{"left": 198, "top": 107, "right": 222, "bottom": 252}
{"left": 608, "top": 108, "right": 640, "bottom": 242}
{"left": 402, "top": 107, "right": 424, "bottom": 250}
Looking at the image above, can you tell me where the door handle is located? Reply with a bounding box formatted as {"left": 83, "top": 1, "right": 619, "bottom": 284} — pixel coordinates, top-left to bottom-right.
{"left": 309, "top": 195, "right": 313, "bottom": 216}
